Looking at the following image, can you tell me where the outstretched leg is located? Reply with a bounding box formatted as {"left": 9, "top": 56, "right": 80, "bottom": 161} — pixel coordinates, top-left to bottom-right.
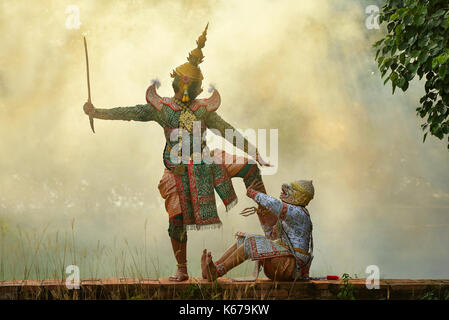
{"left": 201, "top": 243, "right": 238, "bottom": 279}
{"left": 214, "top": 243, "right": 238, "bottom": 265}
{"left": 203, "top": 244, "right": 247, "bottom": 281}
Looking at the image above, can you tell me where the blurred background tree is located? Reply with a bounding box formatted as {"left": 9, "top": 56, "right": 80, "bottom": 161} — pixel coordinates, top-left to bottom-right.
{"left": 374, "top": 0, "right": 449, "bottom": 148}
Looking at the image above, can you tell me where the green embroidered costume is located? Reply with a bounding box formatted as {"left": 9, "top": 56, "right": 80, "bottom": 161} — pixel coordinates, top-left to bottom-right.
{"left": 83, "top": 23, "right": 270, "bottom": 282}
{"left": 91, "top": 83, "right": 261, "bottom": 237}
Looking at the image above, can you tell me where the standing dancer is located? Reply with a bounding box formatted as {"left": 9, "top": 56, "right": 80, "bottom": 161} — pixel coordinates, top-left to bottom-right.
{"left": 82, "top": 24, "right": 270, "bottom": 281}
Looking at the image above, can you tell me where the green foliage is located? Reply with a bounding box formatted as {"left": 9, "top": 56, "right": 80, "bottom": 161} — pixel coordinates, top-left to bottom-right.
{"left": 337, "top": 273, "right": 358, "bottom": 300}
{"left": 374, "top": 0, "right": 449, "bottom": 148}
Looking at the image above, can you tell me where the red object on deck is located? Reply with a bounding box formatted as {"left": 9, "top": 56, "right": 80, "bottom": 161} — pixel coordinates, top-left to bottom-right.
{"left": 327, "top": 275, "right": 340, "bottom": 280}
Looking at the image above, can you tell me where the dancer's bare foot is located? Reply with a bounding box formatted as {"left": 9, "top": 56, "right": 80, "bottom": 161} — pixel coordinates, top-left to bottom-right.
{"left": 201, "top": 249, "right": 208, "bottom": 279}
{"left": 206, "top": 251, "right": 219, "bottom": 281}
{"left": 169, "top": 266, "right": 189, "bottom": 282}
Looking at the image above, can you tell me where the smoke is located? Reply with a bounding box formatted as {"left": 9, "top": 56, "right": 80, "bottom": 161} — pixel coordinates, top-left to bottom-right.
{"left": 0, "top": 0, "right": 448, "bottom": 280}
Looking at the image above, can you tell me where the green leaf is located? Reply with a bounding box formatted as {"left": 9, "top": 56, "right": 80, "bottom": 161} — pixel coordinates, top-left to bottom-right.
{"left": 432, "top": 58, "right": 440, "bottom": 70}
{"left": 390, "top": 13, "right": 399, "bottom": 21}
{"left": 432, "top": 9, "right": 445, "bottom": 18}
{"left": 408, "top": 34, "right": 417, "bottom": 45}
{"left": 416, "top": 15, "right": 425, "bottom": 26}
{"left": 418, "top": 51, "right": 429, "bottom": 63}
{"left": 391, "top": 71, "right": 399, "bottom": 82}
{"left": 437, "top": 53, "right": 449, "bottom": 65}
{"left": 398, "top": 77, "right": 408, "bottom": 91}
{"left": 375, "top": 49, "right": 381, "bottom": 61}
{"left": 383, "top": 57, "right": 393, "bottom": 68}
{"left": 398, "top": 8, "right": 407, "bottom": 19}
{"left": 399, "top": 52, "right": 406, "bottom": 64}
{"left": 407, "top": 62, "right": 419, "bottom": 74}
{"left": 420, "top": 96, "right": 428, "bottom": 104}
{"left": 418, "top": 36, "right": 429, "bottom": 48}
{"left": 374, "top": 39, "right": 385, "bottom": 47}
{"left": 418, "top": 5, "right": 427, "bottom": 16}
{"left": 428, "top": 42, "right": 438, "bottom": 51}
{"left": 411, "top": 50, "right": 420, "bottom": 58}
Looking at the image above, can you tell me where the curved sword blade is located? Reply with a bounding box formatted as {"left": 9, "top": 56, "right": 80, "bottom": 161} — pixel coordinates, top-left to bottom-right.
{"left": 83, "top": 36, "right": 95, "bottom": 133}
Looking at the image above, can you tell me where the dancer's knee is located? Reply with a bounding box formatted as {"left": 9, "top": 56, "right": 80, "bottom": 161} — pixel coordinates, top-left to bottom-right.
{"left": 236, "top": 236, "right": 252, "bottom": 260}
{"left": 168, "top": 215, "right": 187, "bottom": 243}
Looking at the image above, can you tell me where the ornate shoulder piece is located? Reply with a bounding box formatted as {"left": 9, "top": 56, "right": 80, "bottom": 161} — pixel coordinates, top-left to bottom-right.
{"left": 146, "top": 82, "right": 181, "bottom": 111}
{"left": 160, "top": 97, "right": 181, "bottom": 111}
{"left": 190, "top": 89, "right": 221, "bottom": 112}
{"left": 145, "top": 83, "right": 163, "bottom": 111}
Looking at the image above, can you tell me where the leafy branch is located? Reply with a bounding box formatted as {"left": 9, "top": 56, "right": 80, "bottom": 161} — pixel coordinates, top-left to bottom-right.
{"left": 374, "top": 0, "right": 449, "bottom": 148}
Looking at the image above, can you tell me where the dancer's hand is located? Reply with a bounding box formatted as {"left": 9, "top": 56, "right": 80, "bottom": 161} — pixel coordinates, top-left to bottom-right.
{"left": 240, "top": 206, "right": 257, "bottom": 217}
{"left": 83, "top": 102, "right": 95, "bottom": 115}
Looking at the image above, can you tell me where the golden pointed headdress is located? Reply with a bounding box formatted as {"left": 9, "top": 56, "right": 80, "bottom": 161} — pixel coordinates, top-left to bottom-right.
{"left": 171, "top": 23, "right": 208, "bottom": 82}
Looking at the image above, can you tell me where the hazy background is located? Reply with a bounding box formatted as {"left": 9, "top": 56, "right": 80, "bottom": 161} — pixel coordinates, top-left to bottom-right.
{"left": 1, "top": 0, "right": 448, "bottom": 280}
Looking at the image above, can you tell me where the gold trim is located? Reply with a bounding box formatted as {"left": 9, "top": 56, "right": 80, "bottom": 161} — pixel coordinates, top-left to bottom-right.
{"left": 290, "top": 181, "right": 312, "bottom": 196}
{"left": 275, "top": 239, "right": 310, "bottom": 256}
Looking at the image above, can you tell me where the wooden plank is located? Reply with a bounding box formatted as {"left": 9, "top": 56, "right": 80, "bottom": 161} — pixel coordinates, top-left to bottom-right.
{"left": 0, "top": 278, "right": 448, "bottom": 300}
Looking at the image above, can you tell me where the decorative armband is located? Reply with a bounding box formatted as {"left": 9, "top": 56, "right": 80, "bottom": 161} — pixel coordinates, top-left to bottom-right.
{"left": 279, "top": 203, "right": 289, "bottom": 220}
{"left": 246, "top": 188, "right": 258, "bottom": 199}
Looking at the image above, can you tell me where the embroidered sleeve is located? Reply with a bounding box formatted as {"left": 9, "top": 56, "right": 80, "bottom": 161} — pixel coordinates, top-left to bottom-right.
{"left": 252, "top": 193, "right": 289, "bottom": 220}
{"left": 91, "top": 103, "right": 159, "bottom": 122}
{"left": 205, "top": 111, "right": 257, "bottom": 155}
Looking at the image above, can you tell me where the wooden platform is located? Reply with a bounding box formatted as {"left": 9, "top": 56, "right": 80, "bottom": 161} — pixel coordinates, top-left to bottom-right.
{"left": 1, "top": 278, "right": 449, "bottom": 300}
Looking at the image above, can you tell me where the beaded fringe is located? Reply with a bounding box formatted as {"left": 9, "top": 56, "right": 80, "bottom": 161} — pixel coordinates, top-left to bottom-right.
{"left": 185, "top": 222, "right": 222, "bottom": 231}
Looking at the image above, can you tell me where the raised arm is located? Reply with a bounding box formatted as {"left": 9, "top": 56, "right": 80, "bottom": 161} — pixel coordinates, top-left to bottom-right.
{"left": 246, "top": 189, "right": 288, "bottom": 220}
{"left": 246, "top": 186, "right": 311, "bottom": 228}
{"left": 83, "top": 102, "right": 160, "bottom": 122}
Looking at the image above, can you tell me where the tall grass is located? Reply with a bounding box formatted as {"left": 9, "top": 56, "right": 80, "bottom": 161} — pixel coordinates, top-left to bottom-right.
{"left": 0, "top": 219, "right": 255, "bottom": 282}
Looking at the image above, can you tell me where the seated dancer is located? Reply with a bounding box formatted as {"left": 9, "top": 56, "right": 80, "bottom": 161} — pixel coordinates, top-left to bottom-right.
{"left": 201, "top": 179, "right": 314, "bottom": 281}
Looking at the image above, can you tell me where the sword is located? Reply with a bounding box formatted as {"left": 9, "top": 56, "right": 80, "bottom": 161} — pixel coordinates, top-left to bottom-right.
{"left": 83, "top": 36, "right": 95, "bottom": 133}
